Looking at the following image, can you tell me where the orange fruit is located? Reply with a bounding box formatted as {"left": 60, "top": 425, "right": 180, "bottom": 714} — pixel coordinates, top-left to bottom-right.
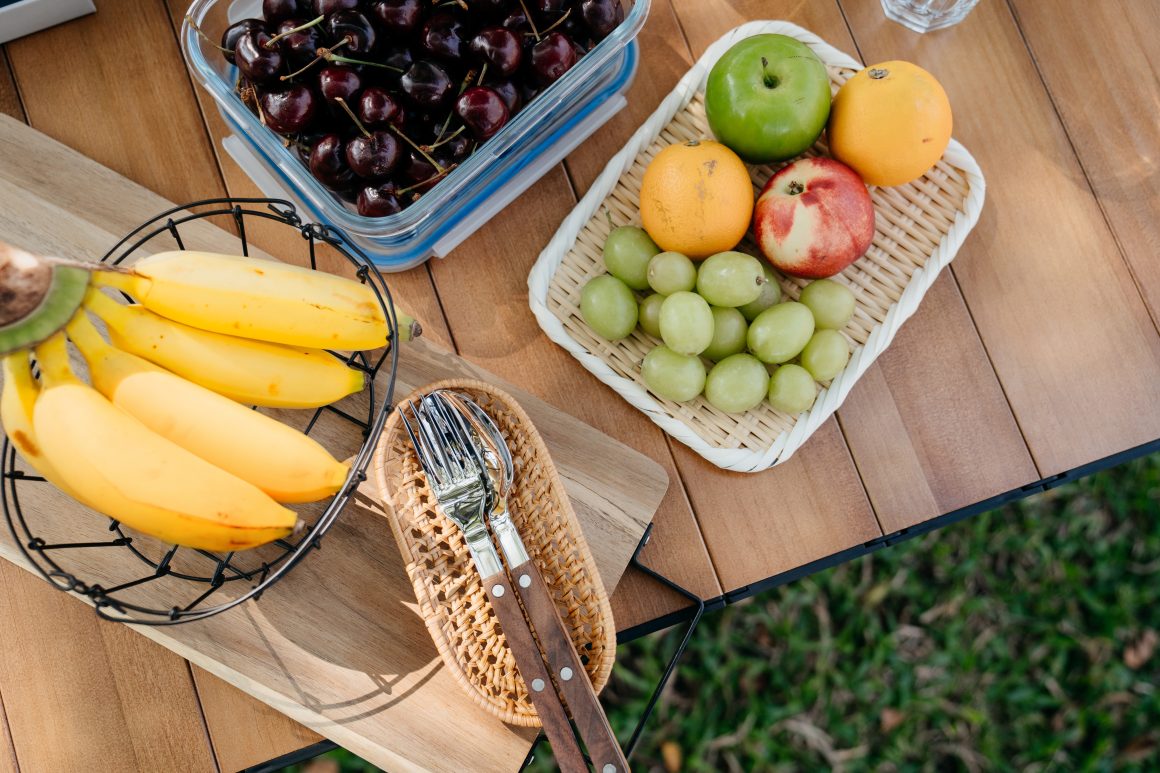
{"left": 638, "top": 139, "right": 754, "bottom": 259}
{"left": 827, "top": 60, "right": 953, "bottom": 187}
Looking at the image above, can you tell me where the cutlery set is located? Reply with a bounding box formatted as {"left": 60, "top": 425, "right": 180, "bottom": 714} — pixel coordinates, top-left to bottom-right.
{"left": 400, "top": 391, "right": 629, "bottom": 773}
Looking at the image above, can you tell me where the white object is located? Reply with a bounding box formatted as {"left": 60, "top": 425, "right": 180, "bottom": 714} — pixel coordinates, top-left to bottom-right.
{"left": 0, "top": 0, "right": 94, "bottom": 45}
{"left": 528, "top": 20, "right": 986, "bottom": 473}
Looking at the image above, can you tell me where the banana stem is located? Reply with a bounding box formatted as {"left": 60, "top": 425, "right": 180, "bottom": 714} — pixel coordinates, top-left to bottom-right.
{"left": 64, "top": 312, "right": 111, "bottom": 357}
{"left": 2, "top": 351, "right": 37, "bottom": 393}
{"left": 32, "top": 334, "right": 76, "bottom": 387}
{"left": 84, "top": 288, "right": 130, "bottom": 327}
{"left": 93, "top": 269, "right": 138, "bottom": 294}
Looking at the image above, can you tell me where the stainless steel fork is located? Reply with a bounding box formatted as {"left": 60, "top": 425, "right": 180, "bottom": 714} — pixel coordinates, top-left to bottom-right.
{"left": 398, "top": 394, "right": 589, "bottom": 773}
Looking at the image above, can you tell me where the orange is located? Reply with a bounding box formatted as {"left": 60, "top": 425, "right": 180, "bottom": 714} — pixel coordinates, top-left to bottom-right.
{"left": 827, "top": 60, "right": 953, "bottom": 187}
{"left": 638, "top": 139, "right": 754, "bottom": 259}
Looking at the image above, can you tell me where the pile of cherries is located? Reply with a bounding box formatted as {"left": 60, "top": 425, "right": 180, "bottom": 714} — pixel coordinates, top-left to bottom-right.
{"left": 213, "top": 0, "right": 624, "bottom": 217}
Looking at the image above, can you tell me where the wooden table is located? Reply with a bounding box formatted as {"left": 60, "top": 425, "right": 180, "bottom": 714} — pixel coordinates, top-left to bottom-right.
{"left": 1, "top": 0, "right": 1157, "bottom": 770}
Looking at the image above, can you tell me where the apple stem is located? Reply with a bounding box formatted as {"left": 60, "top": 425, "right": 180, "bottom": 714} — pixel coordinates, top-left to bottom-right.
{"left": 787, "top": 181, "right": 804, "bottom": 196}
{"left": 263, "top": 14, "right": 324, "bottom": 49}
{"left": 335, "top": 97, "right": 372, "bottom": 140}
{"left": 760, "top": 56, "right": 779, "bottom": 89}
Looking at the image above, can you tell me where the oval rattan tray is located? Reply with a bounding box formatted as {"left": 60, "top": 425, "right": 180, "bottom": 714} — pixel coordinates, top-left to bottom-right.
{"left": 373, "top": 379, "right": 615, "bottom": 727}
{"left": 528, "top": 20, "right": 986, "bottom": 472}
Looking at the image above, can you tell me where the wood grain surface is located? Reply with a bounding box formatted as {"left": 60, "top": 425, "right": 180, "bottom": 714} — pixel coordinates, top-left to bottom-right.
{"left": 0, "top": 0, "right": 1158, "bottom": 768}
{"left": 1008, "top": 0, "right": 1160, "bottom": 326}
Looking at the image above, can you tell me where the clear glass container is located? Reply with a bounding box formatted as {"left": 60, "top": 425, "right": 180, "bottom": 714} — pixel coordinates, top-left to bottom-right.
{"left": 881, "top": 0, "right": 981, "bottom": 32}
{"left": 182, "top": 0, "right": 647, "bottom": 270}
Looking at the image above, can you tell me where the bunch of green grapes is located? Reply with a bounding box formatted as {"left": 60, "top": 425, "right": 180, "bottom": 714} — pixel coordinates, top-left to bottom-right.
{"left": 579, "top": 226, "right": 860, "bottom": 416}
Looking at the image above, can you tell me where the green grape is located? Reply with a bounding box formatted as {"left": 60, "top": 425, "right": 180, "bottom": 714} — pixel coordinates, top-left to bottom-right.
{"left": 800, "top": 329, "right": 850, "bottom": 381}
{"left": 739, "top": 264, "right": 783, "bottom": 320}
{"left": 695, "top": 251, "right": 766, "bottom": 307}
{"left": 799, "top": 279, "right": 856, "bottom": 330}
{"left": 647, "top": 251, "right": 698, "bottom": 295}
{"left": 767, "top": 364, "right": 817, "bottom": 414}
{"left": 638, "top": 293, "right": 666, "bottom": 338}
{"left": 603, "top": 226, "right": 660, "bottom": 291}
{"left": 660, "top": 291, "right": 714, "bottom": 356}
{"left": 580, "top": 275, "right": 638, "bottom": 340}
{"left": 702, "top": 307, "right": 748, "bottom": 361}
{"left": 642, "top": 345, "right": 707, "bottom": 402}
{"left": 705, "top": 353, "right": 769, "bottom": 413}
{"left": 747, "top": 302, "right": 815, "bottom": 364}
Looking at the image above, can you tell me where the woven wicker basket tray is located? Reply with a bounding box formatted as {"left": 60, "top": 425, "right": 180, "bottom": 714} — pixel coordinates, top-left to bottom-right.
{"left": 528, "top": 20, "right": 986, "bottom": 472}
{"left": 373, "top": 380, "right": 616, "bottom": 727}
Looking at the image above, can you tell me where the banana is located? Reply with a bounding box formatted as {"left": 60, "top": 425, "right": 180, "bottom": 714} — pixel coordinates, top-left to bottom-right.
{"left": 96, "top": 251, "right": 390, "bottom": 350}
{"left": 67, "top": 313, "right": 349, "bottom": 504}
{"left": 31, "top": 334, "right": 299, "bottom": 552}
{"left": 85, "top": 289, "right": 365, "bottom": 409}
{"left": 1, "top": 350, "right": 78, "bottom": 496}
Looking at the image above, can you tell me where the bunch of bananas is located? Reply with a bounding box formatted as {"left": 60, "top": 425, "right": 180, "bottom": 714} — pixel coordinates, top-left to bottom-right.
{"left": 0, "top": 244, "right": 418, "bottom": 552}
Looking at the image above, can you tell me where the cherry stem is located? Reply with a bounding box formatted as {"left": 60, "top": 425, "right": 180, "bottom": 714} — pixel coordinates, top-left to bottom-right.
{"left": 328, "top": 53, "right": 404, "bottom": 72}
{"left": 478, "top": 63, "right": 488, "bottom": 86}
{"left": 399, "top": 164, "right": 456, "bottom": 196}
{"left": 264, "top": 14, "right": 324, "bottom": 49}
{"left": 423, "top": 125, "right": 465, "bottom": 151}
{"left": 392, "top": 126, "right": 445, "bottom": 173}
{"left": 537, "top": 8, "right": 572, "bottom": 36}
{"left": 459, "top": 68, "right": 478, "bottom": 95}
{"left": 517, "top": 0, "right": 541, "bottom": 40}
{"left": 279, "top": 38, "right": 350, "bottom": 80}
{"left": 186, "top": 14, "right": 232, "bottom": 54}
{"left": 335, "top": 97, "right": 372, "bottom": 139}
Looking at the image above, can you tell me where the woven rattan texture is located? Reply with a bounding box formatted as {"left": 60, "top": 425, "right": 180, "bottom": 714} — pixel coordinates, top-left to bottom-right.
{"left": 375, "top": 380, "right": 615, "bottom": 727}
{"left": 545, "top": 82, "right": 972, "bottom": 454}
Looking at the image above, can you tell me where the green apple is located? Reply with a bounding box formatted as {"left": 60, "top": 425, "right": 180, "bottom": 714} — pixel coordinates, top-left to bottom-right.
{"left": 705, "top": 34, "right": 831, "bottom": 164}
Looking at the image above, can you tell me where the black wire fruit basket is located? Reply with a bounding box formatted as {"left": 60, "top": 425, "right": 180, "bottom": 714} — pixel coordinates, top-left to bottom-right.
{"left": 1, "top": 198, "right": 401, "bottom": 625}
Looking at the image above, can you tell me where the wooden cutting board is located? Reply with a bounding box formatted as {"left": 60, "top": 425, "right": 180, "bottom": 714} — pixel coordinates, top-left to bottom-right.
{"left": 0, "top": 114, "right": 668, "bottom": 772}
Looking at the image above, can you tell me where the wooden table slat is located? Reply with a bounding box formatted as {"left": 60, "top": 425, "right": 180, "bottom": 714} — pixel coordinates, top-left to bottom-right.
{"left": 0, "top": 563, "right": 218, "bottom": 773}
{"left": 0, "top": 49, "right": 23, "bottom": 122}
{"left": 1008, "top": 0, "right": 1160, "bottom": 331}
{"left": 838, "top": 0, "right": 1160, "bottom": 477}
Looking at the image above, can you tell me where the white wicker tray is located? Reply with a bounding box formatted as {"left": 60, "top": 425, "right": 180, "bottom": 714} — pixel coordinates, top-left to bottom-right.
{"left": 528, "top": 20, "right": 986, "bottom": 473}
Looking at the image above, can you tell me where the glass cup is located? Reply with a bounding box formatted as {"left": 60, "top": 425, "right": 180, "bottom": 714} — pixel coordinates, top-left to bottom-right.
{"left": 881, "top": 0, "right": 981, "bottom": 32}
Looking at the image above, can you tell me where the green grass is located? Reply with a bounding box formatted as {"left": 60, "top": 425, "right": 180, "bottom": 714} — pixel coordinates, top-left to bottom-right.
{"left": 294, "top": 452, "right": 1160, "bottom": 772}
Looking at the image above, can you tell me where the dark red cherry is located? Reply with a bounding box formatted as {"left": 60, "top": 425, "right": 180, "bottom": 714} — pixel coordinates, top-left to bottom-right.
{"left": 580, "top": 0, "right": 623, "bottom": 40}
{"left": 370, "top": 0, "right": 424, "bottom": 35}
{"left": 502, "top": 9, "right": 529, "bottom": 30}
{"left": 262, "top": 0, "right": 302, "bottom": 23}
{"left": 325, "top": 10, "right": 376, "bottom": 54}
{"left": 400, "top": 60, "right": 454, "bottom": 110}
{"left": 443, "top": 132, "right": 472, "bottom": 161}
{"left": 357, "top": 184, "right": 403, "bottom": 217}
{"left": 259, "top": 83, "right": 318, "bottom": 133}
{"left": 309, "top": 133, "right": 356, "bottom": 189}
{"left": 276, "top": 17, "right": 322, "bottom": 67}
{"left": 235, "top": 29, "right": 284, "bottom": 84}
{"left": 530, "top": 32, "right": 577, "bottom": 86}
{"left": 358, "top": 87, "right": 405, "bottom": 128}
{"left": 312, "top": 0, "right": 357, "bottom": 14}
{"left": 401, "top": 149, "right": 448, "bottom": 185}
{"left": 455, "top": 86, "right": 509, "bottom": 140}
{"left": 317, "top": 65, "right": 361, "bottom": 106}
{"left": 534, "top": 0, "right": 569, "bottom": 15}
{"left": 421, "top": 12, "right": 468, "bottom": 61}
{"left": 469, "top": 27, "right": 522, "bottom": 77}
{"left": 346, "top": 130, "right": 401, "bottom": 179}
{"left": 221, "top": 19, "right": 268, "bottom": 65}
{"left": 490, "top": 79, "right": 522, "bottom": 114}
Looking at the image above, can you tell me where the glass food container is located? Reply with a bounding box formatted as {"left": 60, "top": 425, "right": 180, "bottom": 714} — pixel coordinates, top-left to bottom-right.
{"left": 182, "top": 0, "right": 647, "bottom": 271}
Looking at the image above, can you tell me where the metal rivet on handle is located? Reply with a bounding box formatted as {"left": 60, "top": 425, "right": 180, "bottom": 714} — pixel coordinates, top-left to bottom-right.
{"left": 519, "top": 574, "right": 531, "bottom": 588}
{"left": 492, "top": 584, "right": 505, "bottom": 597}
{"left": 559, "top": 667, "right": 573, "bottom": 681}
{"left": 603, "top": 765, "right": 617, "bottom": 773}
{"left": 531, "top": 678, "right": 545, "bottom": 692}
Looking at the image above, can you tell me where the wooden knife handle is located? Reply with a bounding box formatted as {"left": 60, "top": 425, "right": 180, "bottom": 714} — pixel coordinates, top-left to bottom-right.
{"left": 483, "top": 572, "right": 588, "bottom": 773}
{"left": 510, "top": 559, "right": 630, "bottom": 773}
